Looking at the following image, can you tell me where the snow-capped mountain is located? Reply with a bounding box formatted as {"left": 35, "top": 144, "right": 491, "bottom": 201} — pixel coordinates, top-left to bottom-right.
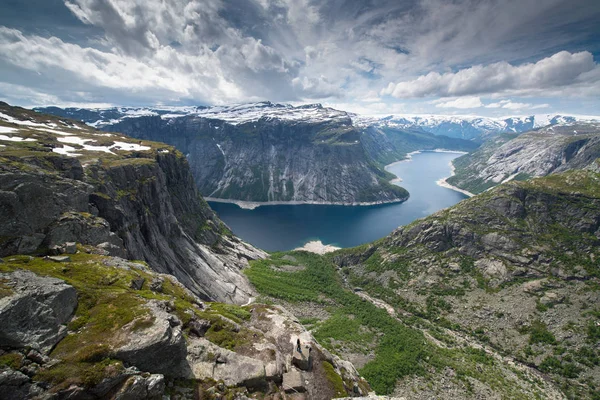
{"left": 36, "top": 102, "right": 599, "bottom": 141}
{"left": 353, "top": 114, "right": 599, "bottom": 139}
{"left": 36, "top": 102, "right": 351, "bottom": 129}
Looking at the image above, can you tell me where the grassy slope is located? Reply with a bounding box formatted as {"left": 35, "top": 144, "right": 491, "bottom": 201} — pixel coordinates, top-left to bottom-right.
{"left": 245, "top": 252, "right": 558, "bottom": 398}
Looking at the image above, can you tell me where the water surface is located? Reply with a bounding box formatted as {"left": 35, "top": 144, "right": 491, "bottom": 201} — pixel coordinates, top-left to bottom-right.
{"left": 208, "top": 151, "right": 467, "bottom": 251}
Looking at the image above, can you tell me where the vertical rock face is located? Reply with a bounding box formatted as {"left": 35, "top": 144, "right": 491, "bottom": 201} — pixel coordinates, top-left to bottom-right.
{"left": 0, "top": 102, "right": 266, "bottom": 304}
{"left": 106, "top": 114, "right": 409, "bottom": 204}
{"left": 0, "top": 270, "right": 77, "bottom": 354}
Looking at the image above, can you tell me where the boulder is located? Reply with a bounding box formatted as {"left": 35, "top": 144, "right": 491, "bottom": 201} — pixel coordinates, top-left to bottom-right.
{"left": 149, "top": 277, "right": 164, "bottom": 292}
{"left": 282, "top": 369, "right": 306, "bottom": 393}
{"left": 189, "top": 319, "right": 211, "bottom": 337}
{"left": 113, "top": 374, "right": 165, "bottom": 400}
{"left": 129, "top": 278, "right": 145, "bottom": 290}
{"left": 114, "top": 301, "right": 187, "bottom": 376}
{"left": 291, "top": 348, "right": 311, "bottom": 371}
{"left": 0, "top": 369, "right": 44, "bottom": 400}
{"left": 540, "top": 292, "right": 563, "bottom": 306}
{"left": 46, "top": 255, "right": 71, "bottom": 263}
{"left": 475, "top": 258, "right": 508, "bottom": 285}
{"left": 523, "top": 279, "right": 545, "bottom": 293}
{"left": 187, "top": 337, "right": 267, "bottom": 389}
{"left": 0, "top": 270, "right": 77, "bottom": 354}
{"left": 63, "top": 242, "right": 77, "bottom": 254}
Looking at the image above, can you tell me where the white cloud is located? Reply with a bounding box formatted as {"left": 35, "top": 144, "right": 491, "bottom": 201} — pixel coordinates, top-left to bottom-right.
{"left": 485, "top": 99, "right": 550, "bottom": 110}
{"left": 434, "top": 96, "right": 483, "bottom": 109}
{"left": 382, "top": 51, "right": 600, "bottom": 99}
{"left": 0, "top": 0, "right": 598, "bottom": 114}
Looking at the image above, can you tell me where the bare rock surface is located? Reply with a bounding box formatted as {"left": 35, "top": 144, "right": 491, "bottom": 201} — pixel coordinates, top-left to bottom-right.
{"left": 0, "top": 269, "right": 77, "bottom": 354}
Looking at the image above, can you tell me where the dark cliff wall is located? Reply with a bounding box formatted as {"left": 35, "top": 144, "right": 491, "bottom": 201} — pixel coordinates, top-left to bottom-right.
{"left": 105, "top": 116, "right": 409, "bottom": 203}
{"left": 0, "top": 141, "right": 264, "bottom": 304}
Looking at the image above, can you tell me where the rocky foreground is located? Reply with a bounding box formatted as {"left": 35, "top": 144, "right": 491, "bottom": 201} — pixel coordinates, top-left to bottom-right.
{"left": 0, "top": 102, "right": 371, "bottom": 399}
{"left": 0, "top": 252, "right": 368, "bottom": 399}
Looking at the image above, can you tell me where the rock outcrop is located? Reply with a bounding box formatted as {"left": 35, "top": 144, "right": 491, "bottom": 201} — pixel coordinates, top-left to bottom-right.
{"left": 447, "top": 122, "right": 600, "bottom": 193}
{"left": 0, "top": 102, "right": 266, "bottom": 304}
{"left": 333, "top": 169, "right": 600, "bottom": 399}
{"left": 0, "top": 269, "right": 77, "bottom": 354}
{"left": 0, "top": 253, "right": 368, "bottom": 399}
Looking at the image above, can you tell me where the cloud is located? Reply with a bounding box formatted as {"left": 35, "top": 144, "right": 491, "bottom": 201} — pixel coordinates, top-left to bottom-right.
{"left": 0, "top": 0, "right": 599, "bottom": 114}
{"left": 435, "top": 96, "right": 483, "bottom": 109}
{"left": 382, "top": 51, "right": 600, "bottom": 99}
{"left": 485, "top": 100, "right": 550, "bottom": 110}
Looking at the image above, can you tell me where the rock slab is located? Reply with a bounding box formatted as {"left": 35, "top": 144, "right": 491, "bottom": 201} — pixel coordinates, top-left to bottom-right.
{"left": 0, "top": 270, "right": 77, "bottom": 354}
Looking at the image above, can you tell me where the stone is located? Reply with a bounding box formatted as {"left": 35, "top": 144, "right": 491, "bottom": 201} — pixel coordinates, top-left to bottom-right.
{"left": 187, "top": 337, "right": 268, "bottom": 389}
{"left": 149, "top": 277, "right": 164, "bottom": 292}
{"left": 27, "top": 349, "right": 49, "bottom": 365}
{"left": 540, "top": 292, "right": 563, "bottom": 306}
{"left": 113, "top": 374, "right": 165, "bottom": 400}
{"left": 17, "top": 234, "right": 45, "bottom": 254}
{"left": 167, "top": 315, "right": 181, "bottom": 327}
{"left": 63, "top": 242, "right": 77, "bottom": 254}
{"left": 475, "top": 258, "right": 508, "bottom": 283}
{"left": 114, "top": 301, "right": 187, "bottom": 376}
{"left": 282, "top": 369, "right": 306, "bottom": 393}
{"left": 0, "top": 270, "right": 77, "bottom": 354}
{"left": 523, "top": 279, "right": 545, "bottom": 293}
{"left": 129, "top": 278, "right": 145, "bottom": 290}
{"left": 291, "top": 348, "right": 311, "bottom": 371}
{"left": 46, "top": 255, "right": 71, "bottom": 263}
{"left": 0, "top": 369, "right": 29, "bottom": 386}
{"left": 189, "top": 319, "right": 211, "bottom": 337}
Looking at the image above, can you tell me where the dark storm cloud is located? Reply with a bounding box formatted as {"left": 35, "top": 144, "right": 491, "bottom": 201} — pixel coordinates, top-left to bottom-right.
{"left": 0, "top": 0, "right": 598, "bottom": 114}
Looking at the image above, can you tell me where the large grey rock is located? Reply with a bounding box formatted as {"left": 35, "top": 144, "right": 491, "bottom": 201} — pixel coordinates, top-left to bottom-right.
{"left": 282, "top": 369, "right": 306, "bottom": 393}
{"left": 0, "top": 369, "right": 45, "bottom": 400}
{"left": 187, "top": 337, "right": 268, "bottom": 389}
{"left": 43, "top": 212, "right": 126, "bottom": 258}
{"left": 114, "top": 301, "right": 187, "bottom": 376}
{"left": 0, "top": 270, "right": 77, "bottom": 354}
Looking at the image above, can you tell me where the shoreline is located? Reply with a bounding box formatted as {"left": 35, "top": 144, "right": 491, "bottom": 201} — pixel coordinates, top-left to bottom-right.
{"left": 205, "top": 196, "right": 408, "bottom": 210}
{"left": 435, "top": 161, "right": 475, "bottom": 197}
{"left": 294, "top": 240, "right": 341, "bottom": 255}
{"left": 385, "top": 149, "right": 470, "bottom": 189}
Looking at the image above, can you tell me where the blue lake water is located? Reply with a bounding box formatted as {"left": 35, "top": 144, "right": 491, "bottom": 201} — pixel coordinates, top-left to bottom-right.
{"left": 208, "top": 151, "right": 468, "bottom": 251}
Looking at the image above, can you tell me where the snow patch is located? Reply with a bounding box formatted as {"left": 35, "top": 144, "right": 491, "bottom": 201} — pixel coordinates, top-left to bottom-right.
{"left": 0, "top": 126, "right": 17, "bottom": 134}
{"left": 0, "top": 134, "right": 36, "bottom": 142}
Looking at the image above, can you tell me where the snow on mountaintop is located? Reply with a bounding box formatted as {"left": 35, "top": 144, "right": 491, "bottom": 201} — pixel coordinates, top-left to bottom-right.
{"left": 182, "top": 102, "right": 350, "bottom": 125}
{"left": 0, "top": 105, "right": 158, "bottom": 158}
{"left": 69, "top": 102, "right": 351, "bottom": 128}
{"left": 33, "top": 102, "right": 600, "bottom": 139}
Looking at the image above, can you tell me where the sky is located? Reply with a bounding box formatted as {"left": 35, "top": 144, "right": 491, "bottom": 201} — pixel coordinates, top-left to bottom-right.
{"left": 0, "top": 0, "right": 599, "bottom": 117}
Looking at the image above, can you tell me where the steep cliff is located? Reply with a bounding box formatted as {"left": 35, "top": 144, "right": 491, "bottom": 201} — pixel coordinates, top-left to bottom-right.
{"left": 0, "top": 102, "right": 266, "bottom": 304}
{"left": 446, "top": 123, "right": 600, "bottom": 193}
{"left": 37, "top": 102, "right": 478, "bottom": 205}
{"left": 101, "top": 104, "right": 409, "bottom": 204}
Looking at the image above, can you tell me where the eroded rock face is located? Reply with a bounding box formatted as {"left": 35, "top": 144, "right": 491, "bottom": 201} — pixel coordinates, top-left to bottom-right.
{"left": 0, "top": 103, "right": 267, "bottom": 305}
{"left": 0, "top": 270, "right": 77, "bottom": 354}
